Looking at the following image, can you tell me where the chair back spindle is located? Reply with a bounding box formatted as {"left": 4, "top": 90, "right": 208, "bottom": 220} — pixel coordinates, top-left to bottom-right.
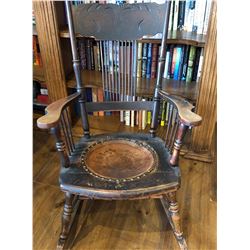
{"left": 65, "top": 1, "right": 177, "bottom": 149}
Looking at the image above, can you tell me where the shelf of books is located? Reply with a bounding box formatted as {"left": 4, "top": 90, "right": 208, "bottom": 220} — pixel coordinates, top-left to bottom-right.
{"left": 61, "top": 0, "right": 210, "bottom": 132}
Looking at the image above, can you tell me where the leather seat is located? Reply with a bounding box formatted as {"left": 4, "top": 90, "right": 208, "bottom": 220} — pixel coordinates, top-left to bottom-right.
{"left": 59, "top": 132, "right": 181, "bottom": 199}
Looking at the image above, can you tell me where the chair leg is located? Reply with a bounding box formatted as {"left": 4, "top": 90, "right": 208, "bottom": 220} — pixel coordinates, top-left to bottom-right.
{"left": 57, "top": 192, "right": 75, "bottom": 250}
{"left": 160, "top": 192, "right": 187, "bottom": 250}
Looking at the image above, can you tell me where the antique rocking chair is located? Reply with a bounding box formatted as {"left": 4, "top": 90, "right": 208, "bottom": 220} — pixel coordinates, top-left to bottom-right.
{"left": 37, "top": 1, "right": 202, "bottom": 249}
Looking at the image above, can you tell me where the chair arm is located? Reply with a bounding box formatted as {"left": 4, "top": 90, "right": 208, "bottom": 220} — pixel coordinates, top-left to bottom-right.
{"left": 158, "top": 90, "right": 202, "bottom": 127}
{"left": 37, "top": 92, "right": 81, "bottom": 129}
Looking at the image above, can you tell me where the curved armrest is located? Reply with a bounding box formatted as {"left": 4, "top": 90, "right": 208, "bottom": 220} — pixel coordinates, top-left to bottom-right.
{"left": 159, "top": 90, "right": 202, "bottom": 127}
{"left": 37, "top": 92, "right": 81, "bottom": 129}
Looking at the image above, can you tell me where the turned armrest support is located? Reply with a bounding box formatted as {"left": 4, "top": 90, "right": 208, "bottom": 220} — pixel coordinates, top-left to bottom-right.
{"left": 159, "top": 90, "right": 202, "bottom": 127}
{"left": 37, "top": 92, "right": 81, "bottom": 129}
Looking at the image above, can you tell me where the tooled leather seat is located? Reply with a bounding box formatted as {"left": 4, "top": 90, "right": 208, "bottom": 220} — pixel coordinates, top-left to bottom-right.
{"left": 59, "top": 132, "right": 180, "bottom": 199}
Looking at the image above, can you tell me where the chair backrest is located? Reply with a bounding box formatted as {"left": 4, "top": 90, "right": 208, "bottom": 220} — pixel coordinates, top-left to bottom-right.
{"left": 65, "top": 1, "right": 171, "bottom": 137}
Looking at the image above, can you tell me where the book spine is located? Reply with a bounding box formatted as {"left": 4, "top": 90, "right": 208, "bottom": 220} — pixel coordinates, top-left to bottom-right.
{"left": 177, "top": 0, "right": 186, "bottom": 30}
{"left": 191, "top": 47, "right": 201, "bottom": 81}
{"left": 136, "top": 42, "right": 142, "bottom": 77}
{"left": 203, "top": 0, "right": 212, "bottom": 34}
{"left": 86, "top": 39, "right": 92, "bottom": 70}
{"left": 141, "top": 43, "right": 148, "bottom": 78}
{"left": 187, "top": 0, "right": 196, "bottom": 32}
{"left": 193, "top": 0, "right": 206, "bottom": 33}
{"left": 147, "top": 110, "right": 151, "bottom": 125}
{"left": 177, "top": 45, "right": 185, "bottom": 80}
{"left": 197, "top": 0, "right": 207, "bottom": 34}
{"left": 197, "top": 48, "right": 204, "bottom": 82}
{"left": 186, "top": 46, "right": 196, "bottom": 82}
{"left": 151, "top": 44, "right": 158, "bottom": 79}
{"left": 168, "top": 0, "right": 174, "bottom": 31}
{"left": 146, "top": 43, "right": 152, "bottom": 79}
{"left": 79, "top": 39, "right": 87, "bottom": 70}
{"left": 141, "top": 98, "right": 147, "bottom": 130}
{"left": 183, "top": 0, "right": 191, "bottom": 31}
{"left": 163, "top": 50, "right": 170, "bottom": 79}
{"left": 181, "top": 45, "right": 190, "bottom": 80}
{"left": 97, "top": 41, "right": 101, "bottom": 71}
{"left": 173, "top": 47, "right": 182, "bottom": 80}
{"left": 171, "top": 47, "right": 177, "bottom": 78}
{"left": 173, "top": 0, "right": 179, "bottom": 31}
{"left": 93, "top": 42, "right": 98, "bottom": 71}
{"left": 125, "top": 95, "right": 130, "bottom": 126}
{"left": 168, "top": 45, "right": 174, "bottom": 78}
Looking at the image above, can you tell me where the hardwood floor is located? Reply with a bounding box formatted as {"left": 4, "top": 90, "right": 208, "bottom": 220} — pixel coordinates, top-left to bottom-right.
{"left": 33, "top": 114, "right": 216, "bottom": 250}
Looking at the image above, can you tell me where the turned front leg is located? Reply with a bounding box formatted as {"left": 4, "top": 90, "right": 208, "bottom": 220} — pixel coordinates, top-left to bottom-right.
{"left": 57, "top": 192, "right": 74, "bottom": 249}
{"left": 161, "top": 192, "right": 187, "bottom": 250}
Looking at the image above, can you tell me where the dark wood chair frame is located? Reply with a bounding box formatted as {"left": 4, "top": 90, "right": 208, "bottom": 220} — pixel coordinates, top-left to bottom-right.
{"left": 37, "top": 1, "right": 202, "bottom": 249}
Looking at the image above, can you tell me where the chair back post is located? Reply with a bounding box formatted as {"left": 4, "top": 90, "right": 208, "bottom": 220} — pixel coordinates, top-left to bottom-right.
{"left": 65, "top": 0, "right": 90, "bottom": 138}
{"left": 150, "top": 1, "right": 171, "bottom": 137}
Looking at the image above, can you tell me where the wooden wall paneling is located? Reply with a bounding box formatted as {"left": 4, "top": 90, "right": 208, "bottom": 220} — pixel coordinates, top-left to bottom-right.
{"left": 185, "top": 1, "right": 217, "bottom": 162}
{"left": 33, "top": 1, "right": 68, "bottom": 102}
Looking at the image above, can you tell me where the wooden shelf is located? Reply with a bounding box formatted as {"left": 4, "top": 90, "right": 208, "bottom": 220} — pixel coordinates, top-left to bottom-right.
{"left": 66, "top": 70, "right": 198, "bottom": 101}
{"left": 60, "top": 28, "right": 206, "bottom": 47}
{"left": 33, "top": 65, "right": 45, "bottom": 82}
{"left": 33, "top": 100, "right": 48, "bottom": 107}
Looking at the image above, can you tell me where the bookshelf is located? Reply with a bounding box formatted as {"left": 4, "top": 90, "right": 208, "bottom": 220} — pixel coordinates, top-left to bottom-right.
{"left": 33, "top": 20, "right": 48, "bottom": 110}
{"left": 33, "top": 1, "right": 217, "bottom": 163}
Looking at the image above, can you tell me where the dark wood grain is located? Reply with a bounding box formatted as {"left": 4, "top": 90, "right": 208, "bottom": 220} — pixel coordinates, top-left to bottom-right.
{"left": 159, "top": 90, "right": 202, "bottom": 127}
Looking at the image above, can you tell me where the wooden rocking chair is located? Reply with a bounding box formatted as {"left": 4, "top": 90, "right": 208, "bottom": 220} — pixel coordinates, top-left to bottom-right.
{"left": 37, "top": 1, "right": 202, "bottom": 249}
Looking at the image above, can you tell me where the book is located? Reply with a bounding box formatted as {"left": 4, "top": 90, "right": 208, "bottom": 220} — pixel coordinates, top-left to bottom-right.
{"left": 141, "top": 98, "right": 147, "bottom": 130}
{"left": 79, "top": 39, "right": 87, "bottom": 70}
{"left": 173, "top": 46, "right": 182, "bottom": 80}
{"left": 93, "top": 42, "right": 99, "bottom": 71}
{"left": 181, "top": 45, "right": 190, "bottom": 80}
{"left": 146, "top": 43, "right": 152, "bottom": 79}
{"left": 136, "top": 42, "right": 142, "bottom": 77}
{"left": 177, "top": 0, "right": 186, "bottom": 30}
{"left": 185, "top": 0, "right": 196, "bottom": 32}
{"left": 172, "top": 0, "right": 179, "bottom": 31}
{"left": 151, "top": 44, "right": 158, "bottom": 78}
{"left": 203, "top": 0, "right": 212, "bottom": 34}
{"left": 86, "top": 39, "right": 92, "bottom": 70}
{"left": 97, "top": 41, "right": 101, "bottom": 71}
{"left": 168, "top": 0, "right": 174, "bottom": 31}
{"left": 186, "top": 45, "right": 196, "bottom": 82}
{"left": 193, "top": 0, "right": 206, "bottom": 34}
{"left": 141, "top": 43, "right": 148, "bottom": 78}
{"left": 163, "top": 49, "right": 170, "bottom": 79}
{"left": 171, "top": 46, "right": 177, "bottom": 78}
{"left": 168, "top": 44, "right": 174, "bottom": 78}
{"left": 192, "top": 47, "right": 201, "bottom": 81}
{"left": 197, "top": 48, "right": 204, "bottom": 82}
{"left": 177, "top": 45, "right": 185, "bottom": 80}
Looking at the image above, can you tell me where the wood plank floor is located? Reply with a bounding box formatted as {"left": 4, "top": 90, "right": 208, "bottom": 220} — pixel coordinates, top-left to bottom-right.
{"left": 33, "top": 114, "right": 216, "bottom": 250}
